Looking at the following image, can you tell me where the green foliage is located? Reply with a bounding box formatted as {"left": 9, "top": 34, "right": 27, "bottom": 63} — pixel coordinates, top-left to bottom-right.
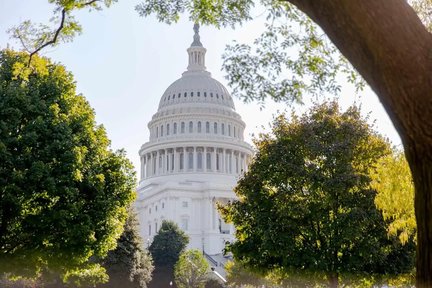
{"left": 98, "top": 208, "right": 154, "bottom": 288}
{"left": 219, "top": 101, "right": 415, "bottom": 286}
{"left": 0, "top": 50, "right": 136, "bottom": 285}
{"left": 149, "top": 220, "right": 189, "bottom": 269}
{"left": 372, "top": 151, "right": 416, "bottom": 244}
{"left": 174, "top": 249, "right": 209, "bottom": 288}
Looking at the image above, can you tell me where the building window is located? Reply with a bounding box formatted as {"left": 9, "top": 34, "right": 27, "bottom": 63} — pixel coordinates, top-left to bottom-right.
{"left": 188, "top": 152, "right": 193, "bottom": 169}
{"left": 182, "top": 201, "right": 188, "bottom": 208}
{"left": 184, "top": 92, "right": 187, "bottom": 97}
{"left": 216, "top": 94, "right": 219, "bottom": 99}
{"left": 181, "top": 218, "right": 189, "bottom": 231}
{"left": 198, "top": 121, "right": 202, "bottom": 133}
{"left": 197, "top": 152, "right": 203, "bottom": 169}
{"left": 161, "top": 125, "right": 164, "bottom": 137}
{"left": 171, "top": 153, "right": 174, "bottom": 170}
{"left": 216, "top": 153, "right": 220, "bottom": 171}
{"left": 181, "top": 122, "right": 185, "bottom": 133}
{"left": 156, "top": 126, "right": 158, "bottom": 138}
{"left": 189, "top": 121, "right": 193, "bottom": 133}
{"left": 229, "top": 153, "right": 232, "bottom": 173}
{"left": 204, "top": 92, "right": 207, "bottom": 97}
{"left": 167, "top": 123, "right": 170, "bottom": 135}
{"left": 206, "top": 153, "right": 211, "bottom": 170}
{"left": 148, "top": 224, "right": 151, "bottom": 236}
{"left": 197, "top": 92, "right": 200, "bottom": 97}
{"left": 222, "top": 123, "right": 225, "bottom": 135}
{"left": 236, "top": 157, "right": 239, "bottom": 173}
{"left": 156, "top": 205, "right": 158, "bottom": 212}
{"left": 228, "top": 125, "right": 231, "bottom": 136}
{"left": 162, "top": 202, "right": 165, "bottom": 209}
{"left": 178, "top": 93, "right": 181, "bottom": 98}
{"left": 214, "top": 122, "right": 218, "bottom": 134}
{"left": 206, "top": 122, "right": 210, "bottom": 133}
{"left": 174, "top": 123, "right": 177, "bottom": 134}
{"left": 149, "top": 208, "right": 151, "bottom": 214}
{"left": 233, "top": 126, "right": 236, "bottom": 138}
{"left": 191, "top": 92, "right": 194, "bottom": 97}
{"left": 172, "top": 94, "right": 175, "bottom": 99}
{"left": 210, "top": 93, "right": 213, "bottom": 97}
{"left": 180, "top": 153, "right": 184, "bottom": 170}
{"left": 155, "top": 222, "right": 158, "bottom": 232}
{"left": 159, "top": 156, "right": 162, "bottom": 170}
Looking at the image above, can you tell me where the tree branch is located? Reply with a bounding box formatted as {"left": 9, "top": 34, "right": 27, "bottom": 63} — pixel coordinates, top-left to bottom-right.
{"left": 27, "top": 0, "right": 102, "bottom": 66}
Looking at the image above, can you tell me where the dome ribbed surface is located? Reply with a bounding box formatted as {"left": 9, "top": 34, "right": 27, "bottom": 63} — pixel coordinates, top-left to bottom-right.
{"left": 158, "top": 71, "right": 235, "bottom": 110}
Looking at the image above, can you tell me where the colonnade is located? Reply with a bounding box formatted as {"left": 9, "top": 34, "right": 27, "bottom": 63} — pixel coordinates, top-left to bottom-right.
{"left": 140, "top": 146, "right": 250, "bottom": 180}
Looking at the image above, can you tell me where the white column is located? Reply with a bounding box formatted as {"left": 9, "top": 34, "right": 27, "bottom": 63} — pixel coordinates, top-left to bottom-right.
{"left": 156, "top": 151, "right": 160, "bottom": 175}
{"left": 223, "top": 149, "right": 226, "bottom": 173}
{"left": 173, "top": 148, "right": 177, "bottom": 172}
{"left": 193, "top": 147, "right": 197, "bottom": 172}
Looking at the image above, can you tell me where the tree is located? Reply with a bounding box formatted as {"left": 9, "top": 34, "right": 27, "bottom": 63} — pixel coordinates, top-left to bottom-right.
{"left": 174, "top": 249, "right": 209, "bottom": 288}
{"left": 219, "top": 102, "right": 415, "bottom": 287}
{"left": 148, "top": 220, "right": 189, "bottom": 287}
{"left": 135, "top": 1, "right": 432, "bottom": 285}
{"left": 98, "top": 208, "right": 154, "bottom": 288}
{"left": 0, "top": 50, "right": 136, "bottom": 285}
{"left": 372, "top": 151, "right": 416, "bottom": 244}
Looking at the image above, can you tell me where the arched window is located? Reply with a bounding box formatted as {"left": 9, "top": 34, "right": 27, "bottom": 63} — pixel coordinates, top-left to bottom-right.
{"left": 197, "top": 152, "right": 202, "bottom": 169}
{"left": 191, "top": 92, "right": 194, "bottom": 97}
{"left": 184, "top": 92, "right": 187, "bottom": 97}
{"left": 228, "top": 125, "right": 231, "bottom": 136}
{"left": 188, "top": 152, "right": 193, "bottom": 169}
{"left": 204, "top": 92, "right": 207, "bottom": 97}
{"left": 167, "top": 123, "right": 170, "bottom": 135}
{"left": 198, "top": 121, "right": 202, "bottom": 133}
{"left": 181, "top": 122, "right": 185, "bottom": 133}
{"left": 233, "top": 126, "right": 236, "bottom": 138}
{"left": 180, "top": 153, "right": 184, "bottom": 170}
{"left": 222, "top": 123, "right": 225, "bottom": 135}
{"left": 174, "top": 123, "right": 177, "bottom": 134}
{"left": 156, "top": 126, "right": 159, "bottom": 138}
{"left": 161, "top": 125, "right": 164, "bottom": 137}
{"left": 189, "top": 121, "right": 193, "bottom": 133}
{"left": 214, "top": 122, "right": 218, "bottom": 134}
{"left": 206, "top": 153, "right": 211, "bottom": 170}
{"left": 206, "top": 122, "right": 210, "bottom": 133}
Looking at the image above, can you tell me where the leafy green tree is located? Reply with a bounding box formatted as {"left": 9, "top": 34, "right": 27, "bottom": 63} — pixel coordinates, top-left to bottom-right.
{"left": 98, "top": 208, "right": 154, "bottom": 288}
{"left": 372, "top": 151, "right": 416, "bottom": 244}
{"left": 135, "top": 1, "right": 432, "bottom": 285}
{"left": 219, "top": 102, "right": 415, "bottom": 287}
{"left": 174, "top": 249, "right": 209, "bottom": 288}
{"left": 0, "top": 50, "right": 136, "bottom": 285}
{"left": 148, "top": 220, "right": 189, "bottom": 287}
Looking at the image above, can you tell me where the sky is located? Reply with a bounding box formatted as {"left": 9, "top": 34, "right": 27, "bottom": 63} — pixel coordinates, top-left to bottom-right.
{"left": 0, "top": 0, "right": 402, "bottom": 175}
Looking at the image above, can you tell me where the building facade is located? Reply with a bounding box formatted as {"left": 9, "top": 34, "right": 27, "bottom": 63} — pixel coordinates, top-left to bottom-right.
{"left": 136, "top": 25, "right": 253, "bottom": 256}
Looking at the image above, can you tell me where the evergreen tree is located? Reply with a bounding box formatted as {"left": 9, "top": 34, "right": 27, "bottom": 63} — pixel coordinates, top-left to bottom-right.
{"left": 98, "top": 208, "right": 154, "bottom": 288}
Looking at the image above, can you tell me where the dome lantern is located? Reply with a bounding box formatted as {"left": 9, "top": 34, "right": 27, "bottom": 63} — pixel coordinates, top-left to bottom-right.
{"left": 187, "top": 24, "right": 207, "bottom": 72}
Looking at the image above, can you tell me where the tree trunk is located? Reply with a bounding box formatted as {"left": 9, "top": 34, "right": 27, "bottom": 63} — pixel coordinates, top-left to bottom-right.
{"left": 406, "top": 140, "right": 432, "bottom": 287}
{"left": 327, "top": 272, "right": 338, "bottom": 288}
{"left": 284, "top": 1, "right": 432, "bottom": 286}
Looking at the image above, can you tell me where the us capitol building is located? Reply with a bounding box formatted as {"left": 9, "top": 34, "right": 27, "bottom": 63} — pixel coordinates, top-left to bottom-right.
{"left": 136, "top": 25, "right": 253, "bottom": 261}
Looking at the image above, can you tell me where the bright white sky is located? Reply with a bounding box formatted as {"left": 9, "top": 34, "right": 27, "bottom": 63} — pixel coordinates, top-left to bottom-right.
{"left": 0, "top": 1, "right": 402, "bottom": 174}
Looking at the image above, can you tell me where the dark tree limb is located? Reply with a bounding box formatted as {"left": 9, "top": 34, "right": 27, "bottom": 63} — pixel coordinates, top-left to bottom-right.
{"left": 27, "top": 0, "right": 102, "bottom": 66}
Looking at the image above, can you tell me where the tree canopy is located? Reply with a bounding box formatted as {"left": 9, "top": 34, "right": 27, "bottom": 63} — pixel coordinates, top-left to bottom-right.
{"left": 174, "top": 249, "right": 209, "bottom": 288}
{"left": 0, "top": 50, "right": 136, "bottom": 285}
{"left": 219, "top": 102, "right": 415, "bottom": 287}
{"left": 372, "top": 151, "right": 416, "bottom": 245}
{"left": 149, "top": 220, "right": 189, "bottom": 269}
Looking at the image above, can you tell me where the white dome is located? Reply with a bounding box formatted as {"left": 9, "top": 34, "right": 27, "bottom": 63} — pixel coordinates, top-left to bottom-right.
{"left": 158, "top": 71, "right": 235, "bottom": 110}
